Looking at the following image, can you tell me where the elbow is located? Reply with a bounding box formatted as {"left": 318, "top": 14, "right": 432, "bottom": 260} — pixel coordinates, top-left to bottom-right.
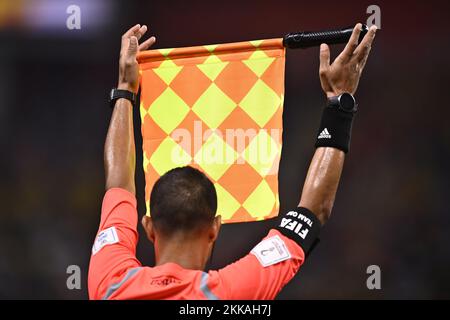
{"left": 300, "top": 200, "right": 334, "bottom": 225}
{"left": 315, "top": 201, "right": 334, "bottom": 225}
{"left": 104, "top": 164, "right": 136, "bottom": 195}
{"left": 316, "top": 210, "right": 330, "bottom": 226}
{"left": 104, "top": 147, "right": 136, "bottom": 194}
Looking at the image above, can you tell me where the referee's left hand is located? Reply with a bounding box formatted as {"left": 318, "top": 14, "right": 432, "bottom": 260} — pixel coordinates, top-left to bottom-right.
{"left": 118, "top": 24, "right": 156, "bottom": 94}
{"left": 319, "top": 23, "right": 377, "bottom": 98}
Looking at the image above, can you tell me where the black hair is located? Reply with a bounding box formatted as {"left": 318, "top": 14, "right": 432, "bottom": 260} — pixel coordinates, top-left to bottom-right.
{"left": 149, "top": 166, "right": 217, "bottom": 237}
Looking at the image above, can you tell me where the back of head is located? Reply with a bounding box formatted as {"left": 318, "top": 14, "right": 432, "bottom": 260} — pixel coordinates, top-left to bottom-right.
{"left": 150, "top": 166, "right": 217, "bottom": 238}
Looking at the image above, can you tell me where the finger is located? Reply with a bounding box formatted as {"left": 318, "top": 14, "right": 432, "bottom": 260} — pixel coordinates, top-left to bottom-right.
{"left": 354, "top": 25, "right": 377, "bottom": 61}
{"left": 340, "top": 23, "right": 362, "bottom": 60}
{"left": 139, "top": 36, "right": 157, "bottom": 51}
{"left": 319, "top": 43, "right": 330, "bottom": 74}
{"left": 358, "top": 46, "right": 372, "bottom": 70}
{"left": 358, "top": 38, "right": 374, "bottom": 70}
{"left": 135, "top": 25, "right": 147, "bottom": 41}
{"left": 122, "top": 24, "right": 141, "bottom": 40}
{"left": 128, "top": 36, "right": 138, "bottom": 56}
{"left": 121, "top": 24, "right": 141, "bottom": 54}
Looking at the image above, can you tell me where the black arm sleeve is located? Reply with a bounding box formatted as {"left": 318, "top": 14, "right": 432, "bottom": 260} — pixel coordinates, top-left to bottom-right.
{"left": 274, "top": 207, "right": 321, "bottom": 256}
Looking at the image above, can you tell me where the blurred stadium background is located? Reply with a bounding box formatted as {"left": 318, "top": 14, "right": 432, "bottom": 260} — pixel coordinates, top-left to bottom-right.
{"left": 0, "top": 0, "right": 449, "bottom": 299}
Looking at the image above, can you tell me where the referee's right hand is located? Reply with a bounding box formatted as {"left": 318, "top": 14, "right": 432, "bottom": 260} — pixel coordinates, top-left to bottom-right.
{"left": 319, "top": 23, "right": 377, "bottom": 98}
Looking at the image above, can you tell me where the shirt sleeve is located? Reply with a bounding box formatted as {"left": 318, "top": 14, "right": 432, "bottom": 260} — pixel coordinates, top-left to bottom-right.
{"left": 208, "top": 229, "right": 305, "bottom": 300}
{"left": 88, "top": 188, "right": 141, "bottom": 300}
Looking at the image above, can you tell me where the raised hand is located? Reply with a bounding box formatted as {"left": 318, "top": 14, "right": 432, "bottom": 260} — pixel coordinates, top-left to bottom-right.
{"left": 118, "top": 24, "right": 156, "bottom": 93}
{"left": 319, "top": 23, "right": 377, "bottom": 98}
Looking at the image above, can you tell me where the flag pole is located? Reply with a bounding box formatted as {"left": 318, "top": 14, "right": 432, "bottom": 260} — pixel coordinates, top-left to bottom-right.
{"left": 283, "top": 24, "right": 369, "bottom": 49}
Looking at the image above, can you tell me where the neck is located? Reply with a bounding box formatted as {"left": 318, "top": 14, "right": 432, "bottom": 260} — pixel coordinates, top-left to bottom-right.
{"left": 154, "top": 234, "right": 210, "bottom": 271}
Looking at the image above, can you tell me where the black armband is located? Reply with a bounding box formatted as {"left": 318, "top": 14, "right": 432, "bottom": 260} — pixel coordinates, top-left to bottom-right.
{"left": 275, "top": 207, "right": 321, "bottom": 256}
{"left": 315, "top": 103, "right": 355, "bottom": 153}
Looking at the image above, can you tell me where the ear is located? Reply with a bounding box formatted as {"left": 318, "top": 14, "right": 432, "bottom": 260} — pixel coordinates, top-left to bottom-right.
{"left": 141, "top": 215, "right": 156, "bottom": 243}
{"left": 208, "top": 215, "right": 222, "bottom": 242}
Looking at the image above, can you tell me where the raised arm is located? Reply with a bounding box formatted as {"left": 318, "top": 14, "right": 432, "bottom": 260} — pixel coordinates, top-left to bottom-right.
{"left": 212, "top": 24, "right": 377, "bottom": 300}
{"left": 104, "top": 24, "right": 156, "bottom": 194}
{"left": 299, "top": 23, "right": 377, "bottom": 225}
{"left": 89, "top": 25, "right": 157, "bottom": 299}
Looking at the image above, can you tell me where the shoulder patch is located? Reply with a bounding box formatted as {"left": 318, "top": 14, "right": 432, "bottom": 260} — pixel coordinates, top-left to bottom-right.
{"left": 92, "top": 226, "right": 119, "bottom": 255}
{"left": 251, "top": 235, "right": 291, "bottom": 267}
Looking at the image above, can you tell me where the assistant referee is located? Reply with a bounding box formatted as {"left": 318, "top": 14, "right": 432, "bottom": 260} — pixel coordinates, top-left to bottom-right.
{"left": 88, "top": 23, "right": 377, "bottom": 300}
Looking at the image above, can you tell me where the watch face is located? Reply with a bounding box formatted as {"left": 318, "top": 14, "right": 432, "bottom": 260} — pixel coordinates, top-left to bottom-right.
{"left": 339, "top": 93, "right": 355, "bottom": 111}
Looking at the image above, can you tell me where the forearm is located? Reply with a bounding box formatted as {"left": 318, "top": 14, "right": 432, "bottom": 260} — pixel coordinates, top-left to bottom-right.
{"left": 103, "top": 24, "right": 155, "bottom": 195}
{"left": 104, "top": 98, "right": 136, "bottom": 194}
{"left": 299, "top": 147, "right": 345, "bottom": 225}
{"left": 273, "top": 147, "right": 343, "bottom": 254}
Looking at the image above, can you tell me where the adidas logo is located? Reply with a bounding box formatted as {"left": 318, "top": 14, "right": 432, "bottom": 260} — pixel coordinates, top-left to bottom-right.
{"left": 318, "top": 128, "right": 331, "bottom": 139}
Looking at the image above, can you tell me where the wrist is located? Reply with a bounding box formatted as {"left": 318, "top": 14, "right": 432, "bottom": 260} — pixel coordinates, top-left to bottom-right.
{"left": 326, "top": 92, "right": 338, "bottom": 98}
{"left": 109, "top": 88, "right": 137, "bottom": 109}
{"left": 325, "top": 91, "right": 352, "bottom": 99}
{"left": 118, "top": 82, "right": 138, "bottom": 94}
{"left": 327, "top": 93, "right": 357, "bottom": 113}
{"left": 315, "top": 97, "right": 356, "bottom": 154}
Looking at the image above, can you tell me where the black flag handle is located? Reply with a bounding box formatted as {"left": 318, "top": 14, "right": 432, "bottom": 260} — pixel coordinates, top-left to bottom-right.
{"left": 283, "top": 25, "right": 369, "bottom": 49}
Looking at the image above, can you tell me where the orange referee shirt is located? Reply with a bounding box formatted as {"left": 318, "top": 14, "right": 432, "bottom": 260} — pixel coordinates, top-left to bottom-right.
{"left": 88, "top": 188, "right": 306, "bottom": 300}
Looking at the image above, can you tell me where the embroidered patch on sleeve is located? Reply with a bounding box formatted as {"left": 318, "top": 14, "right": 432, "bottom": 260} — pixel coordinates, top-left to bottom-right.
{"left": 251, "top": 235, "right": 292, "bottom": 267}
{"left": 92, "top": 226, "right": 119, "bottom": 255}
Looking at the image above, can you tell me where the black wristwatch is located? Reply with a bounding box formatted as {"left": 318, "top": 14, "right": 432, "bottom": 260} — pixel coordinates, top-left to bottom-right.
{"left": 327, "top": 93, "right": 357, "bottom": 113}
{"left": 109, "top": 88, "right": 136, "bottom": 109}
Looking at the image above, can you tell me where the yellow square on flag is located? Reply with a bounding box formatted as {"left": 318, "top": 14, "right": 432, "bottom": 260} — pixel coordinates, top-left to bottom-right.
{"left": 137, "top": 38, "right": 285, "bottom": 224}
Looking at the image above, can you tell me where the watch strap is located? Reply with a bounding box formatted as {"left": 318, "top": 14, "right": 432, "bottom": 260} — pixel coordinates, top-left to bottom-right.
{"left": 109, "top": 89, "right": 136, "bottom": 109}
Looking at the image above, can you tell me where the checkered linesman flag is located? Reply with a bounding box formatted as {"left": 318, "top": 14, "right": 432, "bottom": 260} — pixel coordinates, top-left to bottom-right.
{"left": 137, "top": 38, "right": 285, "bottom": 224}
